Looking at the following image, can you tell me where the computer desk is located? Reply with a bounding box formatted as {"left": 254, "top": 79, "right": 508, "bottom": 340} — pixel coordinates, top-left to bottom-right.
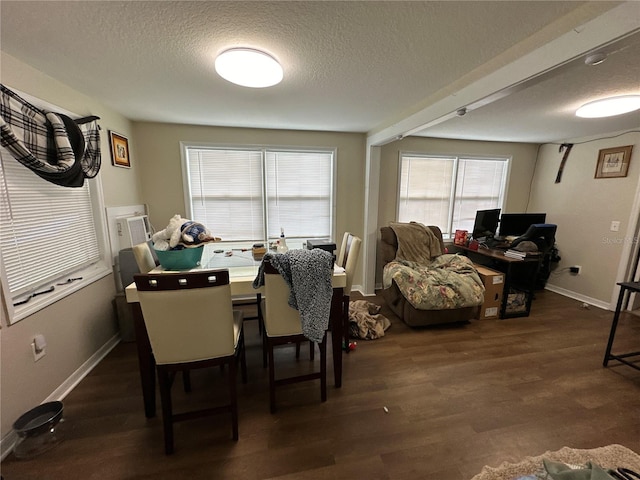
{"left": 452, "top": 244, "right": 541, "bottom": 319}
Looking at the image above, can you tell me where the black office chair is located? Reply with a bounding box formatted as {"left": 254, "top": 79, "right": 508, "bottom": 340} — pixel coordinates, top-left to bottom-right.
{"left": 511, "top": 223, "right": 557, "bottom": 289}
{"left": 510, "top": 223, "right": 557, "bottom": 252}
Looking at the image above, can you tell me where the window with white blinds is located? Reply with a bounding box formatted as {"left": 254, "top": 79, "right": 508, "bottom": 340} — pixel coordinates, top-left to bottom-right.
{"left": 0, "top": 148, "right": 101, "bottom": 298}
{"left": 184, "top": 146, "right": 334, "bottom": 243}
{"left": 398, "top": 153, "right": 508, "bottom": 238}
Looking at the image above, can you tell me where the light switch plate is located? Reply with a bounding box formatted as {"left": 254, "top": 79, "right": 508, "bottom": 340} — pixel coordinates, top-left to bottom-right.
{"left": 31, "top": 342, "right": 46, "bottom": 361}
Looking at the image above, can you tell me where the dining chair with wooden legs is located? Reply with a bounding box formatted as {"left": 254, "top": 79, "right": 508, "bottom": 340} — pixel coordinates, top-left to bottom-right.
{"left": 132, "top": 241, "right": 158, "bottom": 274}
{"left": 132, "top": 241, "right": 195, "bottom": 390}
{"left": 134, "top": 269, "right": 247, "bottom": 454}
{"left": 260, "top": 260, "right": 326, "bottom": 413}
{"left": 338, "top": 233, "right": 361, "bottom": 352}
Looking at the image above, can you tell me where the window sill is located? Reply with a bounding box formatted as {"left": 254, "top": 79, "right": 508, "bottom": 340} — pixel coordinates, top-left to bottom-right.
{"left": 7, "top": 262, "right": 112, "bottom": 325}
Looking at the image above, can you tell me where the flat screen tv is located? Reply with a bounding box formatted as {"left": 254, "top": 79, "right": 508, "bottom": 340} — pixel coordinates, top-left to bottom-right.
{"left": 499, "top": 213, "right": 547, "bottom": 237}
{"left": 472, "top": 208, "right": 501, "bottom": 240}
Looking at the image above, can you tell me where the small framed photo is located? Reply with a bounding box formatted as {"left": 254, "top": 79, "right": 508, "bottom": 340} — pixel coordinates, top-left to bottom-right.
{"left": 109, "top": 131, "right": 131, "bottom": 168}
{"left": 595, "top": 145, "right": 633, "bottom": 179}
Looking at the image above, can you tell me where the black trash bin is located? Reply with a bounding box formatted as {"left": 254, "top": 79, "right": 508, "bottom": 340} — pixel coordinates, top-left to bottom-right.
{"left": 13, "top": 401, "right": 64, "bottom": 459}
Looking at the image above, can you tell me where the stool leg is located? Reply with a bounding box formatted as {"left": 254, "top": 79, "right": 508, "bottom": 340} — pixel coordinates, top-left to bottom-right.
{"left": 229, "top": 358, "right": 239, "bottom": 441}
{"left": 262, "top": 329, "right": 268, "bottom": 368}
{"left": 320, "top": 335, "right": 327, "bottom": 402}
{"left": 604, "top": 286, "right": 627, "bottom": 367}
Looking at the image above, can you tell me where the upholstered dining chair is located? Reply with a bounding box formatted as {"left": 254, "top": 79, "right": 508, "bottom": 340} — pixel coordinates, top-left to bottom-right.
{"left": 133, "top": 269, "right": 247, "bottom": 454}
{"left": 260, "top": 260, "right": 327, "bottom": 413}
{"left": 336, "top": 232, "right": 351, "bottom": 268}
{"left": 132, "top": 241, "right": 158, "bottom": 273}
{"left": 131, "top": 241, "right": 197, "bottom": 389}
{"left": 339, "top": 233, "right": 361, "bottom": 351}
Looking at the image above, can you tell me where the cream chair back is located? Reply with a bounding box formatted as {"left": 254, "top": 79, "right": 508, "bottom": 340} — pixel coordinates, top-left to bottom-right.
{"left": 132, "top": 242, "right": 157, "bottom": 273}
{"left": 263, "top": 266, "right": 303, "bottom": 338}
{"left": 336, "top": 232, "right": 350, "bottom": 267}
{"left": 342, "top": 234, "right": 361, "bottom": 295}
{"left": 135, "top": 270, "right": 238, "bottom": 364}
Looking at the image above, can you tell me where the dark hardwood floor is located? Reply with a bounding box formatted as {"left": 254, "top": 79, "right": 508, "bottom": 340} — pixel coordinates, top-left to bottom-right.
{"left": 3, "top": 290, "right": 640, "bottom": 480}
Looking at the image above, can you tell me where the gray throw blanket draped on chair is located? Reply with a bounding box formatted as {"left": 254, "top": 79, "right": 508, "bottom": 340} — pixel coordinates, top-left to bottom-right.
{"left": 253, "top": 249, "right": 334, "bottom": 343}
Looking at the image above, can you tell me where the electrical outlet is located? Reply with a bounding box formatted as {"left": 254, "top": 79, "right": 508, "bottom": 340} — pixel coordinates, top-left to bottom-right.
{"left": 31, "top": 341, "right": 46, "bottom": 361}
{"left": 611, "top": 221, "right": 621, "bottom": 232}
{"left": 569, "top": 265, "right": 582, "bottom": 275}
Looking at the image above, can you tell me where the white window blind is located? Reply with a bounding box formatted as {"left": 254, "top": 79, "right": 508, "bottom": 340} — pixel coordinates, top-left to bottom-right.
{"left": 399, "top": 155, "right": 455, "bottom": 230}
{"left": 265, "top": 150, "right": 333, "bottom": 239}
{"left": 398, "top": 153, "right": 507, "bottom": 238}
{"left": 185, "top": 146, "right": 334, "bottom": 243}
{"left": 187, "top": 148, "right": 265, "bottom": 241}
{"left": 0, "top": 148, "right": 101, "bottom": 297}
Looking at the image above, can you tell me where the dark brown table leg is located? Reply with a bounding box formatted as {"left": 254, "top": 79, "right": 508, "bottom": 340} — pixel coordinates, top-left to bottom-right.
{"left": 330, "top": 287, "right": 344, "bottom": 388}
{"left": 256, "top": 293, "right": 263, "bottom": 335}
{"left": 343, "top": 295, "right": 351, "bottom": 354}
{"left": 131, "top": 302, "right": 156, "bottom": 418}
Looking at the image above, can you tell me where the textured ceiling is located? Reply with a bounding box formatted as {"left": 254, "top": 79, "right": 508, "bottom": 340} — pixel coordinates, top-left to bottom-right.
{"left": 416, "top": 29, "right": 640, "bottom": 143}
{"left": 1, "top": 1, "right": 638, "bottom": 143}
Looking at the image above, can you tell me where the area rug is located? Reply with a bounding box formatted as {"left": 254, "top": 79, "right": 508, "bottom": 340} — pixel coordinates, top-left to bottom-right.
{"left": 471, "top": 444, "right": 640, "bottom": 480}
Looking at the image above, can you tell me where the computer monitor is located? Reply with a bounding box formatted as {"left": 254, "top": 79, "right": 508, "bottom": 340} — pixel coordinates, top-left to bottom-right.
{"left": 499, "top": 213, "right": 547, "bottom": 237}
{"left": 472, "top": 208, "right": 501, "bottom": 240}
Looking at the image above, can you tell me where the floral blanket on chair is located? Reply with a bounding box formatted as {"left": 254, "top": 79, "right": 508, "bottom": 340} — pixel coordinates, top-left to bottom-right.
{"left": 383, "top": 254, "right": 484, "bottom": 310}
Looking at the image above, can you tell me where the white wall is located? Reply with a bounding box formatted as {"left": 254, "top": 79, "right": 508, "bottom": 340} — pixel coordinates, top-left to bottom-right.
{"left": 0, "top": 52, "right": 144, "bottom": 447}
{"left": 529, "top": 131, "right": 640, "bottom": 305}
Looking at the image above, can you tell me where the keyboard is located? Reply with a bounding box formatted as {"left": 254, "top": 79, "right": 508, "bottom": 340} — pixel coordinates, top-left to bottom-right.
{"left": 486, "top": 238, "right": 511, "bottom": 249}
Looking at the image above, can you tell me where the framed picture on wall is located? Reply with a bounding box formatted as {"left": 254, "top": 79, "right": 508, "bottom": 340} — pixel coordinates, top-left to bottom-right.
{"left": 595, "top": 145, "right": 633, "bottom": 178}
{"left": 109, "top": 131, "right": 131, "bottom": 168}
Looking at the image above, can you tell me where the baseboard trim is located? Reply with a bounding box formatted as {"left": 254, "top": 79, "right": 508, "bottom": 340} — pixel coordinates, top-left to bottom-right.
{"left": 0, "top": 334, "right": 121, "bottom": 461}
{"left": 544, "top": 283, "right": 612, "bottom": 311}
{"left": 351, "top": 285, "right": 376, "bottom": 297}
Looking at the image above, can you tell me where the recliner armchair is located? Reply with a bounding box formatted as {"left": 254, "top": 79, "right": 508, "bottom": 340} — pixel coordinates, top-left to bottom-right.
{"left": 379, "top": 225, "right": 481, "bottom": 327}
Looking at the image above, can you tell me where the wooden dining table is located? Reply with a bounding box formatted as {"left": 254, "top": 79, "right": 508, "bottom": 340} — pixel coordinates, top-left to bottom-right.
{"left": 125, "top": 247, "right": 347, "bottom": 418}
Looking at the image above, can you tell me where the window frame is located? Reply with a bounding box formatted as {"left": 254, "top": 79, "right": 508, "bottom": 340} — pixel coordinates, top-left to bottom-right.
{"left": 0, "top": 91, "right": 112, "bottom": 325}
{"left": 180, "top": 142, "right": 337, "bottom": 247}
{"left": 396, "top": 151, "right": 510, "bottom": 240}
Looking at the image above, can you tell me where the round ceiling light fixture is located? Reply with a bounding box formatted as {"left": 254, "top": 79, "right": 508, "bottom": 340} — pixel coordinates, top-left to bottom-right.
{"left": 215, "top": 48, "right": 283, "bottom": 88}
{"left": 576, "top": 95, "right": 640, "bottom": 118}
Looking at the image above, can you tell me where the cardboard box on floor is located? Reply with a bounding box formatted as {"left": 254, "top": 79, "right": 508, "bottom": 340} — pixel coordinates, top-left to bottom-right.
{"left": 474, "top": 264, "right": 504, "bottom": 319}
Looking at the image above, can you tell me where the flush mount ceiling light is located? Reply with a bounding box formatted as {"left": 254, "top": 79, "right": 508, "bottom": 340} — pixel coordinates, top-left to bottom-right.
{"left": 215, "top": 48, "right": 283, "bottom": 88}
{"left": 576, "top": 95, "right": 640, "bottom": 118}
